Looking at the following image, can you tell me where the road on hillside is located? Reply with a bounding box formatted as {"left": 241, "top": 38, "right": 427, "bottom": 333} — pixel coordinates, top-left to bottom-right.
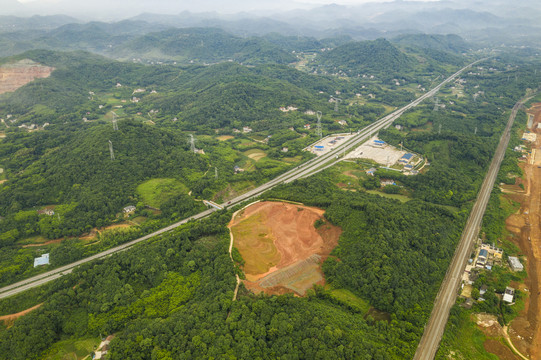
{"left": 413, "top": 97, "right": 531, "bottom": 360}
{"left": 0, "top": 58, "right": 488, "bottom": 300}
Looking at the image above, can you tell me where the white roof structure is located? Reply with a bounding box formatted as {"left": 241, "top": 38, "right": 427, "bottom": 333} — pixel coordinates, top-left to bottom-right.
{"left": 508, "top": 256, "right": 524, "bottom": 272}
{"left": 34, "top": 253, "right": 50, "bottom": 267}
{"left": 503, "top": 287, "right": 515, "bottom": 303}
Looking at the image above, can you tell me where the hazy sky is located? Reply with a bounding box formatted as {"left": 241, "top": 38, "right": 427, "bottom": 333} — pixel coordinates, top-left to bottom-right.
{"left": 6, "top": 0, "right": 440, "bottom": 20}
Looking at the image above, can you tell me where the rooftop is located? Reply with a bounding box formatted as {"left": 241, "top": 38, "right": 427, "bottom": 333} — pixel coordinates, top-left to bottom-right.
{"left": 34, "top": 253, "right": 50, "bottom": 267}
{"left": 401, "top": 153, "right": 414, "bottom": 160}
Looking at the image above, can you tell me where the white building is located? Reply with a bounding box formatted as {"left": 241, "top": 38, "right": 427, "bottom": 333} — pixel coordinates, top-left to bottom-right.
{"left": 508, "top": 256, "right": 524, "bottom": 272}
{"left": 34, "top": 253, "right": 50, "bottom": 267}
{"left": 503, "top": 287, "right": 515, "bottom": 303}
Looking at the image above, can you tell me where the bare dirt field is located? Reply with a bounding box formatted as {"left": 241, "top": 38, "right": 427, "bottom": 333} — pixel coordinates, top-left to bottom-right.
{"left": 0, "top": 59, "right": 54, "bottom": 94}
{"left": 474, "top": 313, "right": 522, "bottom": 360}
{"left": 229, "top": 201, "right": 341, "bottom": 296}
{"left": 217, "top": 135, "right": 234, "bottom": 141}
{"left": 493, "top": 112, "right": 541, "bottom": 359}
{"left": 0, "top": 304, "right": 42, "bottom": 327}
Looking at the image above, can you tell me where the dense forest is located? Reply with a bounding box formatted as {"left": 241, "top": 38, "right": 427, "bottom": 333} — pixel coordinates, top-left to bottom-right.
{"left": 0, "top": 175, "right": 468, "bottom": 359}
{"left": 1, "top": 21, "right": 540, "bottom": 359}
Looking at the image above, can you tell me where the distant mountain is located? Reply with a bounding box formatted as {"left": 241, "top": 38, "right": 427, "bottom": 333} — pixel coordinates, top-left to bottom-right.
{"left": 0, "top": 15, "right": 80, "bottom": 32}
{"left": 317, "top": 38, "right": 414, "bottom": 76}
{"left": 117, "top": 27, "right": 297, "bottom": 65}
{"left": 391, "top": 34, "right": 471, "bottom": 54}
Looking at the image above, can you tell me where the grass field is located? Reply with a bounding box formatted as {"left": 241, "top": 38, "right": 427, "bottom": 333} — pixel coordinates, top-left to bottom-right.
{"left": 231, "top": 211, "right": 280, "bottom": 276}
{"left": 329, "top": 288, "right": 371, "bottom": 314}
{"left": 437, "top": 310, "right": 499, "bottom": 360}
{"left": 282, "top": 156, "right": 303, "bottom": 164}
{"left": 136, "top": 178, "right": 188, "bottom": 208}
{"left": 244, "top": 149, "right": 267, "bottom": 161}
{"left": 44, "top": 337, "right": 100, "bottom": 360}
{"left": 217, "top": 135, "right": 234, "bottom": 141}
{"left": 16, "top": 235, "right": 51, "bottom": 246}
{"left": 130, "top": 216, "right": 147, "bottom": 225}
{"left": 366, "top": 190, "right": 411, "bottom": 203}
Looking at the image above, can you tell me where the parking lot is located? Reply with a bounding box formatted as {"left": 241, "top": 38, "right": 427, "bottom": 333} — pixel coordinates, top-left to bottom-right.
{"left": 304, "top": 133, "right": 355, "bottom": 157}
{"left": 345, "top": 137, "right": 407, "bottom": 166}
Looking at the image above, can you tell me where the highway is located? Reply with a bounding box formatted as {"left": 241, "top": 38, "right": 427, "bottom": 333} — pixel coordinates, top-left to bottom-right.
{"left": 413, "top": 97, "right": 530, "bottom": 360}
{"left": 0, "top": 58, "right": 487, "bottom": 300}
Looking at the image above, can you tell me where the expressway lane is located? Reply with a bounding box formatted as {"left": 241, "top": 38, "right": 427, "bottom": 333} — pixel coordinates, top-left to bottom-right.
{"left": 413, "top": 99, "right": 529, "bottom": 360}
{"left": 0, "top": 58, "right": 487, "bottom": 300}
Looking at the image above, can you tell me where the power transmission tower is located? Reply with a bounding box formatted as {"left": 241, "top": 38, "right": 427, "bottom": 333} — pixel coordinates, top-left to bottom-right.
{"left": 112, "top": 112, "right": 118, "bottom": 131}
{"left": 334, "top": 98, "right": 342, "bottom": 112}
{"left": 108, "top": 140, "right": 115, "bottom": 160}
{"left": 474, "top": 126, "right": 478, "bottom": 135}
{"left": 433, "top": 97, "right": 440, "bottom": 112}
{"left": 438, "top": 124, "right": 442, "bottom": 134}
{"left": 189, "top": 134, "right": 196, "bottom": 153}
{"left": 215, "top": 167, "right": 218, "bottom": 179}
{"left": 316, "top": 111, "right": 323, "bottom": 138}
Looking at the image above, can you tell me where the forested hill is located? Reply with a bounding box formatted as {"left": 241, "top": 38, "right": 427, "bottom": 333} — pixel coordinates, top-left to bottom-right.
{"left": 0, "top": 50, "right": 340, "bottom": 129}
{"left": 391, "top": 34, "right": 471, "bottom": 54}
{"left": 0, "top": 121, "right": 206, "bottom": 238}
{"left": 317, "top": 38, "right": 414, "bottom": 76}
{"left": 0, "top": 49, "right": 177, "bottom": 118}
{"left": 117, "top": 27, "right": 297, "bottom": 65}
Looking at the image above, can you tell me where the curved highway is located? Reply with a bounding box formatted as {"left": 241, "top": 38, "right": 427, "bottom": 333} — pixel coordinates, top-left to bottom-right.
{"left": 0, "top": 58, "right": 488, "bottom": 300}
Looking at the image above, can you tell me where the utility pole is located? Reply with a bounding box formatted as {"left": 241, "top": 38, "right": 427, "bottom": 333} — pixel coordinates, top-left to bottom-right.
{"left": 108, "top": 140, "right": 115, "bottom": 160}
{"left": 316, "top": 111, "right": 323, "bottom": 139}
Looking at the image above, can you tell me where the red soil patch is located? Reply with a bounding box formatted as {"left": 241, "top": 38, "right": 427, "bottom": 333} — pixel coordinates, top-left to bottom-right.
{"left": 0, "top": 304, "right": 42, "bottom": 327}
{"left": 497, "top": 123, "right": 541, "bottom": 358}
{"left": 229, "top": 201, "right": 341, "bottom": 296}
{"left": 22, "top": 238, "right": 63, "bottom": 248}
{"left": 484, "top": 339, "right": 521, "bottom": 360}
{"left": 0, "top": 59, "right": 54, "bottom": 94}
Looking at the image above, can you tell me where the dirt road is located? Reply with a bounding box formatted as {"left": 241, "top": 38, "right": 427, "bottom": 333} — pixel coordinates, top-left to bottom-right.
{"left": 508, "top": 117, "right": 541, "bottom": 359}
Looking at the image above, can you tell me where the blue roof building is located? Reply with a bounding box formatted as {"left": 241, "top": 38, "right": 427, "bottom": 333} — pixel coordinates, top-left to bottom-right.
{"left": 402, "top": 153, "right": 414, "bottom": 160}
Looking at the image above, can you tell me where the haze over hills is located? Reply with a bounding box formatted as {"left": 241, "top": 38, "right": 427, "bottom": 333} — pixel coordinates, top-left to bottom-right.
{"left": 1, "top": 0, "right": 541, "bottom": 47}
{"left": 2, "top": 1, "right": 541, "bottom": 360}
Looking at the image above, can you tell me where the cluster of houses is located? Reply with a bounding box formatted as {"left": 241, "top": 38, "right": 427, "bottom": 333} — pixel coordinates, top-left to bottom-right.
{"left": 461, "top": 242, "right": 524, "bottom": 307}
